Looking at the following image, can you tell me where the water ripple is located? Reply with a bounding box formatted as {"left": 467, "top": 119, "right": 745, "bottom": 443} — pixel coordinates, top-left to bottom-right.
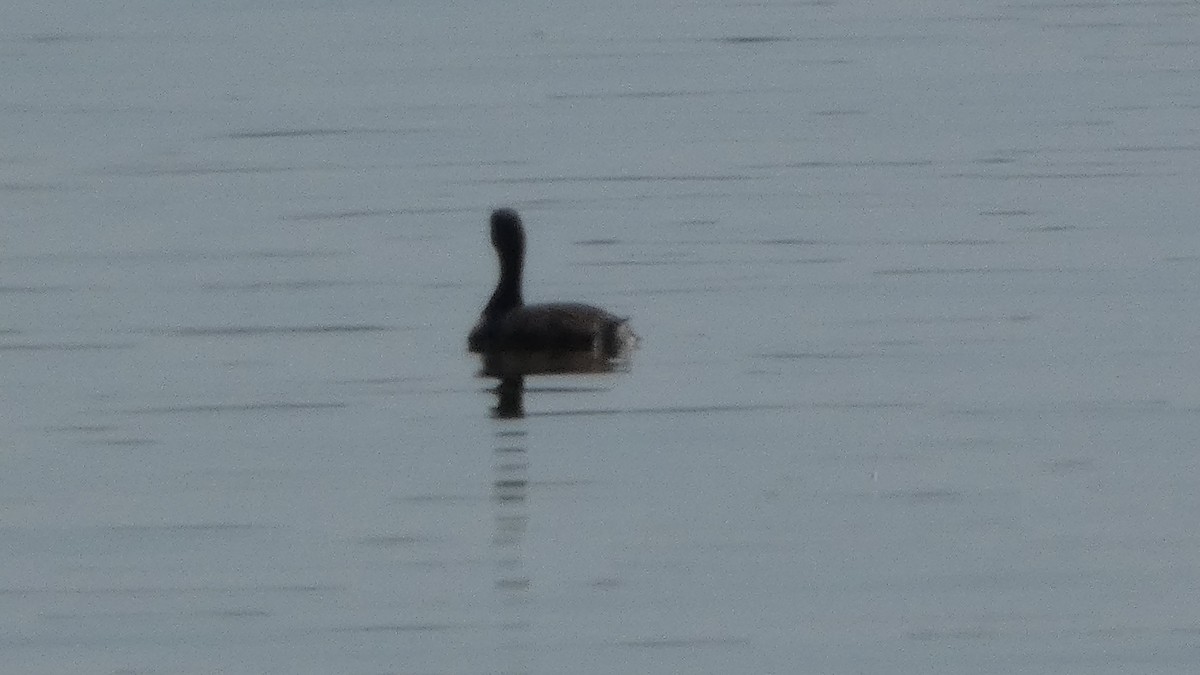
{"left": 127, "top": 402, "right": 345, "bottom": 414}
{"left": 169, "top": 324, "right": 391, "bottom": 336}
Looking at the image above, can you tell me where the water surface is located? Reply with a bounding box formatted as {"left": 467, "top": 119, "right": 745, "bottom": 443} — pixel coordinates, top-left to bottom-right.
{"left": 3, "top": 0, "right": 1200, "bottom": 673}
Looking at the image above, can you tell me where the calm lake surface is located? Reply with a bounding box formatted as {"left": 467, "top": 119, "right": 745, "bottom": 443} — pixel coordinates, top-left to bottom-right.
{"left": 4, "top": 1, "right": 1200, "bottom": 673}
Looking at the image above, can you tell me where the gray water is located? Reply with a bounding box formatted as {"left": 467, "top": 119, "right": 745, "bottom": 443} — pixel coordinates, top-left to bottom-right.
{"left": 4, "top": 1, "right": 1200, "bottom": 673}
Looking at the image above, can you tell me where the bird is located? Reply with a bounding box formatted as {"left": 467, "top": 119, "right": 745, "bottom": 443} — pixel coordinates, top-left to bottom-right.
{"left": 468, "top": 208, "right": 634, "bottom": 358}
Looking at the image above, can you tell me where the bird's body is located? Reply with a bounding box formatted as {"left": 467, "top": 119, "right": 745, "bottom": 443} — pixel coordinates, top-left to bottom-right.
{"left": 468, "top": 209, "right": 633, "bottom": 358}
{"left": 469, "top": 301, "right": 629, "bottom": 355}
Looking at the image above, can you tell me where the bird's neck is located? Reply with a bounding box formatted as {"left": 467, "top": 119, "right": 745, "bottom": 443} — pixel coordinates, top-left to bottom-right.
{"left": 485, "top": 253, "right": 523, "bottom": 316}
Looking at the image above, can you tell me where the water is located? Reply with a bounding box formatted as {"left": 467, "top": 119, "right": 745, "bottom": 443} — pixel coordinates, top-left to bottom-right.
{"left": 4, "top": 0, "right": 1200, "bottom": 673}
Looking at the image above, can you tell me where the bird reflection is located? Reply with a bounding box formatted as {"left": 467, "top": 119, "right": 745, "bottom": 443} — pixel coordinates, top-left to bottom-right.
{"left": 482, "top": 350, "right": 629, "bottom": 419}
{"left": 480, "top": 348, "right": 628, "bottom": 379}
{"left": 491, "top": 430, "right": 530, "bottom": 673}
{"left": 492, "top": 376, "right": 525, "bottom": 419}
{"left": 479, "top": 348, "right": 631, "bottom": 671}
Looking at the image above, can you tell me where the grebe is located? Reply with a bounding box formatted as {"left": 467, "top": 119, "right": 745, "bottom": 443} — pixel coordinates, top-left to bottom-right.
{"left": 468, "top": 208, "right": 633, "bottom": 357}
